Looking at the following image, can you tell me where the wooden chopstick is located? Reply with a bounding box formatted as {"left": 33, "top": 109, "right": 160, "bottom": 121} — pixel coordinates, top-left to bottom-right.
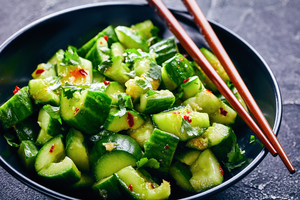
{"left": 182, "top": 0, "right": 295, "bottom": 174}
{"left": 147, "top": 0, "right": 279, "bottom": 163}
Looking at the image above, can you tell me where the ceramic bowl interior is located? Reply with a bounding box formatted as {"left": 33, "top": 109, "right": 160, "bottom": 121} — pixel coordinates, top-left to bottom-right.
{"left": 0, "top": 3, "right": 282, "bottom": 200}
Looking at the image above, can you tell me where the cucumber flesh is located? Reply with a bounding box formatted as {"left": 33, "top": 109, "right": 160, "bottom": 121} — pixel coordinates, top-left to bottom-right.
{"left": 31, "top": 63, "right": 56, "bottom": 79}
{"left": 66, "top": 128, "right": 90, "bottom": 172}
{"left": 169, "top": 161, "right": 194, "bottom": 192}
{"left": 189, "top": 149, "right": 224, "bottom": 192}
{"left": 35, "top": 134, "right": 65, "bottom": 172}
{"left": 37, "top": 156, "right": 81, "bottom": 184}
{"left": 115, "top": 166, "right": 171, "bottom": 200}
{"left": 92, "top": 175, "right": 122, "bottom": 200}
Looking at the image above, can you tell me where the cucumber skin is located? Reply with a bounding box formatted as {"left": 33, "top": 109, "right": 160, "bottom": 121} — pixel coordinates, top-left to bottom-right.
{"left": 0, "top": 86, "right": 34, "bottom": 129}
{"left": 15, "top": 116, "right": 39, "bottom": 142}
{"left": 61, "top": 90, "right": 112, "bottom": 135}
{"left": 143, "top": 129, "right": 179, "bottom": 176}
{"left": 149, "top": 37, "right": 178, "bottom": 65}
{"left": 169, "top": 161, "right": 194, "bottom": 192}
{"left": 92, "top": 175, "right": 122, "bottom": 200}
{"left": 17, "top": 140, "right": 39, "bottom": 170}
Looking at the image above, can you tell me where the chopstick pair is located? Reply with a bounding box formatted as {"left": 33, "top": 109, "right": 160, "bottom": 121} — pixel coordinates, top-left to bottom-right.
{"left": 147, "top": 0, "right": 295, "bottom": 174}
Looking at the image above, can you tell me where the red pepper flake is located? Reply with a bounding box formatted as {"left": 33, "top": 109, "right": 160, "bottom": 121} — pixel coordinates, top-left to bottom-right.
{"left": 219, "top": 166, "right": 224, "bottom": 175}
{"left": 49, "top": 144, "right": 55, "bottom": 153}
{"left": 172, "top": 112, "right": 177, "bottom": 115}
{"left": 183, "top": 78, "right": 190, "bottom": 83}
{"left": 128, "top": 184, "right": 133, "bottom": 192}
{"left": 186, "top": 109, "right": 191, "bottom": 114}
{"left": 220, "top": 107, "right": 228, "bottom": 116}
{"left": 99, "top": 41, "right": 103, "bottom": 45}
{"left": 206, "top": 89, "right": 212, "bottom": 93}
{"left": 74, "top": 108, "right": 80, "bottom": 115}
{"left": 35, "top": 69, "right": 45, "bottom": 75}
{"left": 103, "top": 80, "right": 110, "bottom": 86}
{"left": 177, "top": 111, "right": 180, "bottom": 114}
{"left": 78, "top": 69, "right": 88, "bottom": 76}
{"left": 162, "top": 151, "right": 165, "bottom": 154}
{"left": 164, "top": 144, "right": 169, "bottom": 149}
{"left": 179, "top": 57, "right": 184, "bottom": 62}
{"left": 184, "top": 115, "right": 192, "bottom": 123}
{"left": 13, "top": 86, "right": 21, "bottom": 94}
{"left": 150, "top": 183, "right": 155, "bottom": 189}
{"left": 127, "top": 112, "right": 134, "bottom": 127}
{"left": 103, "top": 35, "right": 108, "bottom": 41}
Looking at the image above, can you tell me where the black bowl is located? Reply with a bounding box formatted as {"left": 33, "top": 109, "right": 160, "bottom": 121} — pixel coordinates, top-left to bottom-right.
{"left": 0, "top": 2, "right": 282, "bottom": 200}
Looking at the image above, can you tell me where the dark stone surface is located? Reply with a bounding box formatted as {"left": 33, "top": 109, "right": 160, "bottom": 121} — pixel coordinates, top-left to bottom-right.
{"left": 0, "top": 0, "right": 299, "bottom": 199}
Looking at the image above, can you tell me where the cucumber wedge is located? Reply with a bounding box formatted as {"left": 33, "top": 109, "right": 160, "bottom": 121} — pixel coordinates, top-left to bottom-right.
{"left": 0, "top": 86, "right": 34, "bottom": 129}
{"left": 149, "top": 37, "right": 178, "bottom": 65}
{"left": 189, "top": 149, "right": 224, "bottom": 192}
{"left": 114, "top": 166, "right": 171, "bottom": 200}
{"left": 37, "top": 156, "right": 81, "bottom": 185}
{"left": 169, "top": 161, "right": 194, "bottom": 192}
{"left": 31, "top": 63, "right": 56, "bottom": 79}
{"left": 60, "top": 89, "right": 111, "bottom": 135}
{"left": 90, "top": 134, "right": 143, "bottom": 181}
{"left": 66, "top": 128, "right": 90, "bottom": 172}
{"left": 152, "top": 106, "right": 210, "bottom": 141}
{"left": 35, "top": 134, "right": 65, "bottom": 172}
{"left": 17, "top": 140, "right": 39, "bottom": 170}
{"left": 92, "top": 175, "right": 122, "bottom": 200}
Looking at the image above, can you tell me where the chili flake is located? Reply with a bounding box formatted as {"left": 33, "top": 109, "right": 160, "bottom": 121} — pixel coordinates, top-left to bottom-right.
{"left": 103, "top": 35, "right": 108, "bottom": 41}
{"left": 219, "top": 166, "right": 224, "bottom": 175}
{"left": 35, "top": 69, "right": 45, "bottom": 75}
{"left": 128, "top": 184, "right": 133, "bottom": 192}
{"left": 74, "top": 108, "right": 80, "bottom": 115}
{"left": 49, "top": 144, "right": 55, "bottom": 153}
{"left": 184, "top": 115, "right": 192, "bottom": 123}
{"left": 13, "top": 86, "right": 21, "bottom": 94}
{"left": 103, "top": 80, "right": 110, "bottom": 86}
{"left": 183, "top": 78, "right": 190, "bottom": 83}
{"left": 220, "top": 107, "right": 228, "bottom": 116}
{"left": 186, "top": 109, "right": 191, "bottom": 114}
{"left": 78, "top": 69, "right": 88, "bottom": 76}
{"left": 164, "top": 144, "right": 169, "bottom": 149}
{"left": 127, "top": 112, "right": 134, "bottom": 127}
{"left": 206, "top": 89, "right": 212, "bottom": 93}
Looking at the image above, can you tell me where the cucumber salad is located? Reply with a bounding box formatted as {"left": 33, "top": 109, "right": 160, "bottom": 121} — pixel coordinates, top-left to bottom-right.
{"left": 0, "top": 20, "right": 248, "bottom": 199}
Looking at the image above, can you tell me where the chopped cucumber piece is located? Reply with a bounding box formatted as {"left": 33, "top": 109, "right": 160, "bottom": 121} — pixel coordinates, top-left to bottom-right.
{"left": 17, "top": 140, "right": 39, "bottom": 170}
{"left": 15, "top": 117, "right": 39, "bottom": 142}
{"left": 178, "top": 76, "right": 204, "bottom": 100}
{"left": 174, "top": 146, "right": 201, "bottom": 165}
{"left": 131, "top": 19, "right": 155, "bottom": 39}
{"left": 105, "top": 81, "right": 126, "bottom": 104}
{"left": 85, "top": 37, "right": 110, "bottom": 69}
{"left": 189, "top": 149, "right": 224, "bottom": 192}
{"left": 103, "top": 56, "right": 130, "bottom": 84}
{"left": 37, "top": 156, "right": 81, "bottom": 185}
{"left": 35, "top": 134, "right": 65, "bottom": 172}
{"left": 66, "top": 128, "right": 90, "bottom": 172}
{"left": 60, "top": 89, "right": 111, "bottom": 135}
{"left": 31, "top": 63, "right": 56, "bottom": 79}
{"left": 104, "top": 109, "right": 145, "bottom": 133}
{"left": 0, "top": 86, "right": 34, "bottom": 129}
{"left": 170, "top": 161, "right": 194, "bottom": 192}
{"left": 111, "top": 42, "right": 125, "bottom": 60}
{"left": 136, "top": 90, "right": 175, "bottom": 114}
{"left": 162, "top": 53, "right": 195, "bottom": 90}
{"left": 115, "top": 26, "right": 149, "bottom": 52}
{"left": 90, "top": 134, "right": 143, "bottom": 181}
{"left": 149, "top": 37, "right": 178, "bottom": 65}
{"left": 127, "top": 118, "right": 154, "bottom": 148}
{"left": 143, "top": 129, "right": 179, "bottom": 176}
{"left": 115, "top": 166, "right": 171, "bottom": 200}
{"left": 29, "top": 76, "right": 61, "bottom": 106}
{"left": 152, "top": 106, "right": 210, "bottom": 141}
{"left": 92, "top": 175, "right": 122, "bottom": 200}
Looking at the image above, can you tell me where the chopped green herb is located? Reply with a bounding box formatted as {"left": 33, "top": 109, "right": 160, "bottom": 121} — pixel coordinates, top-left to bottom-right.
{"left": 148, "top": 62, "right": 161, "bottom": 80}
{"left": 250, "top": 135, "right": 255, "bottom": 145}
{"left": 47, "top": 76, "right": 62, "bottom": 91}
{"left": 147, "top": 90, "right": 158, "bottom": 97}
{"left": 4, "top": 133, "right": 19, "bottom": 148}
{"left": 98, "top": 58, "right": 112, "bottom": 74}
{"left": 60, "top": 46, "right": 81, "bottom": 66}
{"left": 43, "top": 104, "right": 62, "bottom": 124}
{"left": 124, "top": 95, "right": 134, "bottom": 109}
{"left": 135, "top": 78, "right": 152, "bottom": 90}
{"left": 180, "top": 118, "right": 198, "bottom": 137}
{"left": 62, "top": 86, "right": 84, "bottom": 99}
{"left": 227, "top": 143, "right": 244, "bottom": 164}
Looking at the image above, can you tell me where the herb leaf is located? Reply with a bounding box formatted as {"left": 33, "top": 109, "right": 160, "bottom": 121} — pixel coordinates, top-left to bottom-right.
{"left": 115, "top": 94, "right": 134, "bottom": 117}
{"left": 180, "top": 118, "right": 198, "bottom": 136}
{"left": 4, "top": 133, "right": 19, "bottom": 148}
{"left": 98, "top": 58, "right": 113, "bottom": 74}
{"left": 47, "top": 76, "right": 62, "bottom": 91}
{"left": 136, "top": 157, "right": 160, "bottom": 169}
{"left": 249, "top": 135, "right": 255, "bottom": 145}
{"left": 124, "top": 95, "right": 133, "bottom": 109}
{"left": 135, "top": 78, "right": 152, "bottom": 90}
{"left": 147, "top": 90, "right": 158, "bottom": 97}
{"left": 227, "top": 143, "right": 244, "bottom": 163}
{"left": 148, "top": 62, "right": 161, "bottom": 80}
{"left": 62, "top": 86, "right": 84, "bottom": 99}
{"left": 43, "top": 104, "right": 62, "bottom": 124}
{"left": 61, "top": 46, "right": 81, "bottom": 66}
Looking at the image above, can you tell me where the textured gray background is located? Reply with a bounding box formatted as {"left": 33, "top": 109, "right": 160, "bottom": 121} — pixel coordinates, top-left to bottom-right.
{"left": 0, "top": 0, "right": 300, "bottom": 199}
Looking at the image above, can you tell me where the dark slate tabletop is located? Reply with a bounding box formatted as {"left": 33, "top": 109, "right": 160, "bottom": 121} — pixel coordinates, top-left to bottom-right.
{"left": 0, "top": 0, "right": 299, "bottom": 199}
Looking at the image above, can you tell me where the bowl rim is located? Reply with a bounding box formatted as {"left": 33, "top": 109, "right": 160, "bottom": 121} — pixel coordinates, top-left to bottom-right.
{"left": 0, "top": 2, "right": 282, "bottom": 200}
